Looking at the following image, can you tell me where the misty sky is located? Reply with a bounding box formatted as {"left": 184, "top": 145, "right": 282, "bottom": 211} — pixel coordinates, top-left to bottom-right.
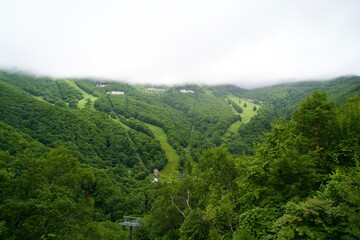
{"left": 0, "top": 0, "right": 359, "bottom": 88}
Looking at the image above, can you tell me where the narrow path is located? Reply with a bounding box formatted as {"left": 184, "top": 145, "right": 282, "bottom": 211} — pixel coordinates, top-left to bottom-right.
{"left": 185, "top": 92, "right": 200, "bottom": 165}
{"left": 111, "top": 118, "right": 148, "bottom": 171}
{"left": 67, "top": 80, "right": 147, "bottom": 168}
{"left": 65, "top": 80, "right": 98, "bottom": 109}
{"left": 145, "top": 124, "right": 180, "bottom": 182}
{"left": 65, "top": 80, "right": 179, "bottom": 178}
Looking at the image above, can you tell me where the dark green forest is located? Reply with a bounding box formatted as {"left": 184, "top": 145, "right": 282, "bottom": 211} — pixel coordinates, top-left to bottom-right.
{"left": 0, "top": 71, "right": 359, "bottom": 239}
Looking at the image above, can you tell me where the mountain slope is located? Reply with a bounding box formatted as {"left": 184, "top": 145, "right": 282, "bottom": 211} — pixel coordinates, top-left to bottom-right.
{"left": 0, "top": 70, "right": 359, "bottom": 239}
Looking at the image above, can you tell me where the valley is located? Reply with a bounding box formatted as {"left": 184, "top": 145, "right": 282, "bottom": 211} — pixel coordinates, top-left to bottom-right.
{"left": 0, "top": 71, "right": 359, "bottom": 240}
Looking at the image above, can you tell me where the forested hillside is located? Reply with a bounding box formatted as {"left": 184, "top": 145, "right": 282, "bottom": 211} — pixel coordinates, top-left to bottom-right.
{"left": 140, "top": 92, "right": 360, "bottom": 239}
{"left": 0, "top": 71, "right": 359, "bottom": 239}
{"left": 228, "top": 76, "right": 360, "bottom": 155}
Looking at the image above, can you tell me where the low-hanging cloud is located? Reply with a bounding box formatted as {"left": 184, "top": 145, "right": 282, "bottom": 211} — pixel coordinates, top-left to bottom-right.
{"left": 0, "top": 0, "right": 359, "bottom": 88}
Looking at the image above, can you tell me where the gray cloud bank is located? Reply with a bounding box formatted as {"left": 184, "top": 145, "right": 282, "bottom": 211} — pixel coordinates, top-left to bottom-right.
{"left": 0, "top": 0, "right": 359, "bottom": 88}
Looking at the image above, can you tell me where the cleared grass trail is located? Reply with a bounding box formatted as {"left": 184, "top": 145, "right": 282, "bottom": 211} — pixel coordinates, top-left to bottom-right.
{"left": 66, "top": 79, "right": 180, "bottom": 180}
{"left": 145, "top": 124, "right": 180, "bottom": 182}
{"left": 65, "top": 80, "right": 98, "bottom": 109}
{"left": 111, "top": 117, "right": 149, "bottom": 171}
{"left": 223, "top": 95, "right": 261, "bottom": 139}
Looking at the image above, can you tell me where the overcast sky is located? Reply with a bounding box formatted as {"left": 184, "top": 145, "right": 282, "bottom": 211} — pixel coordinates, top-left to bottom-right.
{"left": 0, "top": 0, "right": 359, "bottom": 88}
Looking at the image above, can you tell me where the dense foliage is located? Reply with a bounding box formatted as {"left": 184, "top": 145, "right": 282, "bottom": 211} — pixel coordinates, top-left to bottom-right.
{"left": 228, "top": 76, "right": 360, "bottom": 156}
{"left": 94, "top": 84, "right": 238, "bottom": 163}
{"left": 141, "top": 92, "right": 360, "bottom": 239}
{"left": 0, "top": 71, "right": 359, "bottom": 239}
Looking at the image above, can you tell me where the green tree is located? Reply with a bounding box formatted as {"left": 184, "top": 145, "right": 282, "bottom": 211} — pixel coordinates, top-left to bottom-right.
{"left": 334, "top": 94, "right": 360, "bottom": 166}
{"left": 273, "top": 165, "right": 360, "bottom": 239}
{"left": 85, "top": 98, "right": 92, "bottom": 108}
{"left": 68, "top": 97, "right": 79, "bottom": 108}
{"left": 179, "top": 208, "right": 209, "bottom": 240}
{"left": 231, "top": 102, "right": 243, "bottom": 113}
{"left": 292, "top": 91, "right": 336, "bottom": 152}
{"left": 0, "top": 146, "right": 96, "bottom": 239}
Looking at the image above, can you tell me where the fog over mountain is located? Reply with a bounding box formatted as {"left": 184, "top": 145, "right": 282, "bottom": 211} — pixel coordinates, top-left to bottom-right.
{"left": 0, "top": 0, "right": 359, "bottom": 88}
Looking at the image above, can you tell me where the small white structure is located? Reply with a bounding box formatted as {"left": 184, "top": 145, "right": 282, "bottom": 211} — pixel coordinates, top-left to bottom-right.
{"left": 242, "top": 98, "right": 255, "bottom": 103}
{"left": 107, "top": 91, "right": 125, "bottom": 95}
{"left": 96, "top": 83, "right": 106, "bottom": 87}
{"left": 153, "top": 169, "right": 160, "bottom": 177}
{"left": 152, "top": 177, "right": 159, "bottom": 183}
{"left": 179, "top": 89, "right": 194, "bottom": 94}
{"left": 145, "top": 88, "right": 166, "bottom": 92}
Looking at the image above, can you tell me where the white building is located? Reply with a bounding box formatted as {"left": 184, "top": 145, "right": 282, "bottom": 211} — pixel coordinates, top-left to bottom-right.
{"left": 107, "top": 91, "right": 125, "bottom": 95}
{"left": 179, "top": 89, "right": 194, "bottom": 94}
{"left": 145, "top": 88, "right": 166, "bottom": 92}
